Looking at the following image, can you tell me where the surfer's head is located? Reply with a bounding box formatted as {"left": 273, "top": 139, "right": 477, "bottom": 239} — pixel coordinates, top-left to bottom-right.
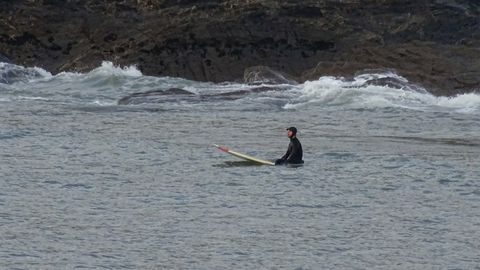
{"left": 286, "top": 127, "right": 297, "bottom": 138}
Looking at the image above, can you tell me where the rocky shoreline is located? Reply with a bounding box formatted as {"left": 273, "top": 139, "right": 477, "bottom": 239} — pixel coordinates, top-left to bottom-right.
{"left": 1, "top": 0, "right": 479, "bottom": 96}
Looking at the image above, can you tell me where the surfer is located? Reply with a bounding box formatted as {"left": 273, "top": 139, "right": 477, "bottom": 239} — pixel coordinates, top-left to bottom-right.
{"left": 275, "top": 127, "right": 304, "bottom": 165}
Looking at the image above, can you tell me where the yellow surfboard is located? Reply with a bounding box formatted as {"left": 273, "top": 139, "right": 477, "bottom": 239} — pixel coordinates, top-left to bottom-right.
{"left": 213, "top": 144, "right": 275, "bottom": 166}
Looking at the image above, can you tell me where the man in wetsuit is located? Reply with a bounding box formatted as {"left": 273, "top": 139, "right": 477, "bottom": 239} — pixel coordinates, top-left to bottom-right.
{"left": 275, "top": 127, "right": 304, "bottom": 165}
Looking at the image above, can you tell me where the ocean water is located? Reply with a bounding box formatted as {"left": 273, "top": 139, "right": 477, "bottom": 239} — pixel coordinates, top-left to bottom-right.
{"left": 1, "top": 61, "right": 479, "bottom": 269}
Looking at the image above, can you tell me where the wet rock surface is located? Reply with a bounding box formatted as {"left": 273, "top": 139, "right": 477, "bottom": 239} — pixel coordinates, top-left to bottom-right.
{"left": 117, "top": 85, "right": 287, "bottom": 105}
{"left": 244, "top": 66, "right": 298, "bottom": 85}
{"left": 1, "top": 0, "right": 479, "bottom": 96}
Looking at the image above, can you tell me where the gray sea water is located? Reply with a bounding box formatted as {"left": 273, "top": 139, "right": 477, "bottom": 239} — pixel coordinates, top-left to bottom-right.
{"left": 1, "top": 62, "right": 479, "bottom": 269}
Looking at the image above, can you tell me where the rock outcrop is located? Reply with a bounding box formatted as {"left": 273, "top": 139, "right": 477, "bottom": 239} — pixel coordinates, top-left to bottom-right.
{"left": 0, "top": 54, "right": 9, "bottom": 63}
{"left": 1, "top": 0, "right": 479, "bottom": 96}
{"left": 244, "top": 66, "right": 298, "bottom": 85}
{"left": 117, "top": 85, "right": 288, "bottom": 105}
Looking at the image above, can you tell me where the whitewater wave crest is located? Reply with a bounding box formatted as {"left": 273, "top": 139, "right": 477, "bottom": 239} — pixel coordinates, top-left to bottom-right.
{"left": 53, "top": 61, "right": 143, "bottom": 85}
{"left": 434, "top": 93, "right": 480, "bottom": 113}
{"left": 284, "top": 72, "right": 480, "bottom": 113}
{"left": 1, "top": 62, "right": 479, "bottom": 113}
{"left": 0, "top": 61, "right": 142, "bottom": 85}
{"left": 88, "top": 61, "right": 143, "bottom": 77}
{"left": 0, "top": 62, "right": 52, "bottom": 84}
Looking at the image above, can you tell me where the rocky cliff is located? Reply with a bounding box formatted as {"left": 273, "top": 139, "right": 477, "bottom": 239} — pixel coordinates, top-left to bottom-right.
{"left": 1, "top": 0, "right": 479, "bottom": 95}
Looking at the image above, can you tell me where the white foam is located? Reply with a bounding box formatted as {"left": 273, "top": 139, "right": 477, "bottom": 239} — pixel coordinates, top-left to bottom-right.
{"left": 17, "top": 96, "right": 50, "bottom": 101}
{"left": 0, "top": 62, "right": 52, "bottom": 84}
{"left": 90, "top": 61, "right": 143, "bottom": 77}
{"left": 92, "top": 100, "right": 117, "bottom": 106}
{"left": 434, "top": 93, "right": 480, "bottom": 113}
{"left": 284, "top": 71, "right": 480, "bottom": 113}
{"left": 49, "top": 61, "right": 143, "bottom": 85}
{"left": 436, "top": 93, "right": 480, "bottom": 107}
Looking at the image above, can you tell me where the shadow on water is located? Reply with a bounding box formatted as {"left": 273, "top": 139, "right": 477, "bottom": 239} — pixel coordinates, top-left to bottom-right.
{"left": 212, "top": 161, "right": 304, "bottom": 168}
{"left": 212, "top": 161, "right": 266, "bottom": 168}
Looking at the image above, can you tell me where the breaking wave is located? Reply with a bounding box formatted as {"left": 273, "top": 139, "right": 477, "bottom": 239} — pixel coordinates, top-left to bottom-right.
{"left": 1, "top": 62, "right": 479, "bottom": 113}
{"left": 285, "top": 72, "right": 480, "bottom": 113}
{"left": 0, "top": 62, "right": 52, "bottom": 84}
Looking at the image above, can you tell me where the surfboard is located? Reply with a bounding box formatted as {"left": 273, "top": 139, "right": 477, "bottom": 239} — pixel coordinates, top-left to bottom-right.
{"left": 213, "top": 144, "right": 275, "bottom": 166}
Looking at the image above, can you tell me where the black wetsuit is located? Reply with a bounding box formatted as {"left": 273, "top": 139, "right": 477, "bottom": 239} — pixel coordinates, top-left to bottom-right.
{"left": 276, "top": 136, "right": 303, "bottom": 165}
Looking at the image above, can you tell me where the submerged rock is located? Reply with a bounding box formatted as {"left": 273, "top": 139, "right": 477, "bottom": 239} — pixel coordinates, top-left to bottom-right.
{"left": 118, "top": 85, "right": 288, "bottom": 105}
{"left": 118, "top": 88, "right": 194, "bottom": 105}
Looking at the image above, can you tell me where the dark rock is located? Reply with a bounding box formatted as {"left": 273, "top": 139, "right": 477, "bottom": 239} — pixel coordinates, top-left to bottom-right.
{"left": 1, "top": 0, "right": 479, "bottom": 96}
{"left": 118, "top": 85, "right": 288, "bottom": 105}
{"left": 244, "top": 66, "right": 298, "bottom": 85}
{"left": 118, "top": 88, "right": 194, "bottom": 105}
{"left": 301, "top": 44, "right": 480, "bottom": 96}
{"left": 0, "top": 54, "right": 10, "bottom": 63}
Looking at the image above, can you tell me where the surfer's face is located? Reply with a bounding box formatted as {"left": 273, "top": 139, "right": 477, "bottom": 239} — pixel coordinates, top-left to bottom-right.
{"left": 287, "top": 130, "right": 294, "bottom": 138}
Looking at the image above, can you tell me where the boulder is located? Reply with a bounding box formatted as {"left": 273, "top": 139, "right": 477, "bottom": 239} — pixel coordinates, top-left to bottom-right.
{"left": 118, "top": 88, "right": 194, "bottom": 105}
{"left": 244, "top": 66, "right": 298, "bottom": 85}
